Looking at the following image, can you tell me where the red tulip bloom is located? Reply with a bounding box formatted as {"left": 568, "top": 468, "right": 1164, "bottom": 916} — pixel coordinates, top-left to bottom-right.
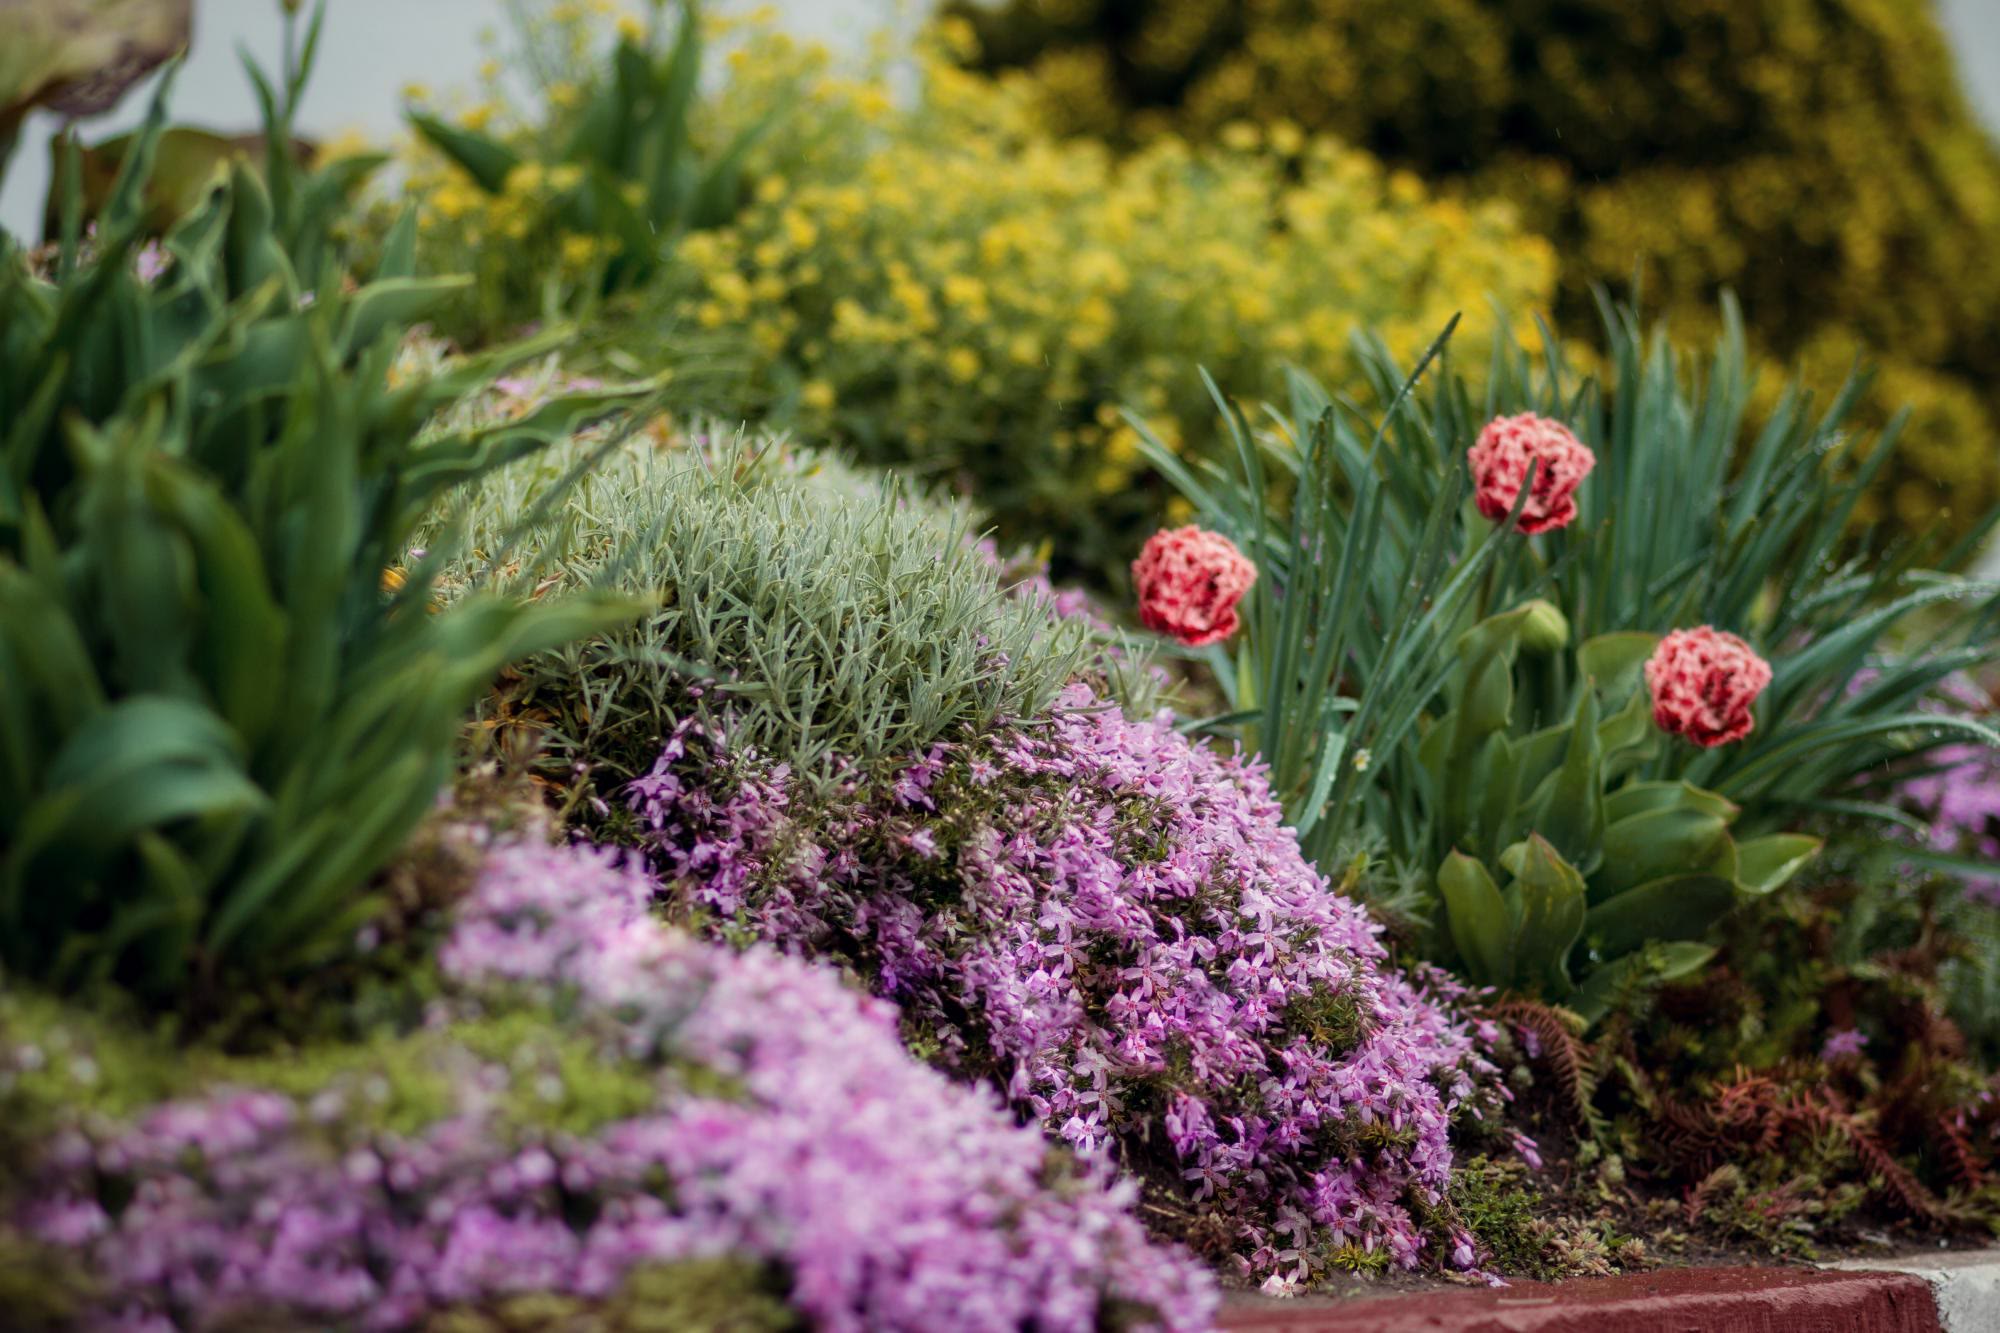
{"left": 1645, "top": 626, "right": 1773, "bottom": 747}
{"left": 1132, "top": 525, "right": 1257, "bottom": 648}
{"left": 1469, "top": 412, "right": 1596, "bottom": 535}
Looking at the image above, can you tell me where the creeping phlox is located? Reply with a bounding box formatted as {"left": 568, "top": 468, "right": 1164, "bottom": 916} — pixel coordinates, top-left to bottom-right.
{"left": 19, "top": 838, "right": 1215, "bottom": 1332}
{"left": 628, "top": 687, "right": 1512, "bottom": 1284}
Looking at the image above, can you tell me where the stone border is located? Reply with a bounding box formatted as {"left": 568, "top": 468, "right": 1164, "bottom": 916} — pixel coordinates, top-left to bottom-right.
{"left": 1833, "top": 1252, "right": 2000, "bottom": 1332}
{"left": 1220, "top": 1264, "right": 1943, "bottom": 1332}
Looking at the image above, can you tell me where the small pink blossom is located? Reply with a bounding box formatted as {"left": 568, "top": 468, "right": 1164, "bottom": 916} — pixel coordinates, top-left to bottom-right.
{"left": 1645, "top": 627, "right": 1773, "bottom": 748}
{"left": 1821, "top": 1028, "right": 1870, "bottom": 1063}
{"left": 1132, "top": 525, "right": 1257, "bottom": 647}
{"left": 1468, "top": 413, "right": 1595, "bottom": 535}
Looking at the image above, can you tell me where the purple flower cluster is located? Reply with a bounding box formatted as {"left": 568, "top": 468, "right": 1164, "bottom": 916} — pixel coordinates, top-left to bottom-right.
{"left": 1898, "top": 676, "right": 2000, "bottom": 900}
{"left": 631, "top": 684, "right": 1508, "bottom": 1283}
{"left": 973, "top": 536, "right": 1113, "bottom": 631}
{"left": 19, "top": 837, "right": 1215, "bottom": 1331}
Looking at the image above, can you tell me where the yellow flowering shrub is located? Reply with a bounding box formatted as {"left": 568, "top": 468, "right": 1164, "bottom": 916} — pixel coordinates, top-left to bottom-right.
{"left": 672, "top": 32, "right": 1555, "bottom": 576}
{"left": 954, "top": 0, "right": 2000, "bottom": 546}
{"left": 388, "top": 1, "right": 795, "bottom": 343}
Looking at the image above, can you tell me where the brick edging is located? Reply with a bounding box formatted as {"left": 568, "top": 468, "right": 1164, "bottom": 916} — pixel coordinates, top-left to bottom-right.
{"left": 1218, "top": 1264, "right": 1941, "bottom": 1332}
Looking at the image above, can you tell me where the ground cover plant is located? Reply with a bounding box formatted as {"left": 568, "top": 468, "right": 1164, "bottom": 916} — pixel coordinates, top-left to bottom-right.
{"left": 448, "top": 424, "right": 1520, "bottom": 1286}
{"left": 1, "top": 829, "right": 1216, "bottom": 1330}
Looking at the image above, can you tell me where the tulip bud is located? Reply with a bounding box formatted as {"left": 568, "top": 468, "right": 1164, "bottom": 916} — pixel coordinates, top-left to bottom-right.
{"left": 1519, "top": 599, "right": 1569, "bottom": 654}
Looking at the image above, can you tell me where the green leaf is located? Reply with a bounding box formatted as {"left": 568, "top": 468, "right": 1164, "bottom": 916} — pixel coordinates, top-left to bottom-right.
{"left": 1439, "top": 850, "right": 1514, "bottom": 986}
{"left": 1577, "top": 631, "right": 1658, "bottom": 705}
{"left": 336, "top": 275, "right": 467, "bottom": 361}
{"left": 1509, "top": 833, "right": 1587, "bottom": 995}
{"left": 1530, "top": 683, "right": 1604, "bottom": 872}
{"left": 1593, "top": 802, "right": 1733, "bottom": 900}
{"left": 406, "top": 110, "right": 519, "bottom": 193}
{"left": 1584, "top": 873, "right": 1737, "bottom": 960}
{"left": 1602, "top": 780, "right": 1738, "bottom": 825}
{"left": 1732, "top": 833, "right": 1821, "bottom": 896}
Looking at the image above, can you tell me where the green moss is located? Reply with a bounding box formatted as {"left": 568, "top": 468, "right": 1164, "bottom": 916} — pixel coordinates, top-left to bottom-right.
{"left": 424, "top": 1257, "right": 799, "bottom": 1333}
{"left": 1447, "top": 1155, "right": 1637, "bottom": 1280}
{"left": 0, "top": 1234, "right": 92, "bottom": 1331}
{"left": 1280, "top": 985, "right": 1364, "bottom": 1056}
{"left": 0, "top": 990, "right": 741, "bottom": 1159}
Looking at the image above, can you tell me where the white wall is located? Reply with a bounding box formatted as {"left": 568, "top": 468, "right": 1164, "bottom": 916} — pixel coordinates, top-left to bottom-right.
{"left": 0, "top": 0, "right": 900, "bottom": 239}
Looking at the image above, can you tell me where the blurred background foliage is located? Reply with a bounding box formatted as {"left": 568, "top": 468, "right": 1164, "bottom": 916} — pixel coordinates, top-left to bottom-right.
{"left": 951, "top": 0, "right": 2000, "bottom": 543}
{"left": 665, "top": 28, "right": 1553, "bottom": 578}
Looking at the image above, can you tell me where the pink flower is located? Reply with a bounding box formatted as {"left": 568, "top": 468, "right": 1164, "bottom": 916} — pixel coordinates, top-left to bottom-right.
{"left": 1468, "top": 413, "right": 1596, "bottom": 535}
{"left": 1644, "top": 627, "right": 1773, "bottom": 748}
{"left": 1820, "top": 1028, "right": 1870, "bottom": 1063}
{"left": 1131, "top": 525, "right": 1256, "bottom": 647}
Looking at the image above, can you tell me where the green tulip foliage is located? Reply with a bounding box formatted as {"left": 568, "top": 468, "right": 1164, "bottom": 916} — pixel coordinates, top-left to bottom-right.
{"left": 1425, "top": 608, "right": 1821, "bottom": 1023}
{"left": 0, "top": 35, "right": 646, "bottom": 1010}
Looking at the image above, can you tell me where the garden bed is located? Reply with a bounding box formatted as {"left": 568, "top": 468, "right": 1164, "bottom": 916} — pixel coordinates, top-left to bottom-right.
{"left": 1, "top": 2, "right": 1997, "bottom": 1330}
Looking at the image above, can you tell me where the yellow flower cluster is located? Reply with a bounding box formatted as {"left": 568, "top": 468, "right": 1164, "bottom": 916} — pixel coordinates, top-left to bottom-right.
{"left": 956, "top": 0, "right": 2000, "bottom": 545}
{"left": 681, "top": 36, "right": 1555, "bottom": 572}
{"left": 384, "top": 0, "right": 645, "bottom": 339}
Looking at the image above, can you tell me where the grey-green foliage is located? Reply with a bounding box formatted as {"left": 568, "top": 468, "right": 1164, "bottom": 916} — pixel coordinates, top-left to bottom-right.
{"left": 452, "top": 431, "right": 1094, "bottom": 784}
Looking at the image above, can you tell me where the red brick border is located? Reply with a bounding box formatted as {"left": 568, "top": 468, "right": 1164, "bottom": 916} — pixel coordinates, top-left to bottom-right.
{"left": 1219, "top": 1265, "right": 1941, "bottom": 1333}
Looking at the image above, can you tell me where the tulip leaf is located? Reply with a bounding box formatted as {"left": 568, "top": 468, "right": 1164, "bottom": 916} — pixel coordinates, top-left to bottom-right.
{"left": 1733, "top": 833, "right": 1822, "bottom": 896}
{"left": 1578, "top": 631, "right": 1658, "bottom": 706}
{"left": 1584, "top": 874, "right": 1738, "bottom": 960}
{"left": 1439, "top": 850, "right": 1514, "bottom": 987}
{"left": 1593, "top": 804, "right": 1734, "bottom": 900}
{"left": 1509, "top": 834, "right": 1587, "bottom": 995}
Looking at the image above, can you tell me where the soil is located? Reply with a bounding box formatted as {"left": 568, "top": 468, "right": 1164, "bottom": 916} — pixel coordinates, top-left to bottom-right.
{"left": 1214, "top": 1107, "right": 1995, "bottom": 1309}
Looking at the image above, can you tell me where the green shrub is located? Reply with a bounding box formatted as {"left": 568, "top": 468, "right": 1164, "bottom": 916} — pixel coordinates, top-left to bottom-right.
{"left": 0, "top": 57, "right": 641, "bottom": 1011}
{"left": 956, "top": 0, "right": 2000, "bottom": 546}
{"left": 451, "top": 429, "right": 1106, "bottom": 792}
